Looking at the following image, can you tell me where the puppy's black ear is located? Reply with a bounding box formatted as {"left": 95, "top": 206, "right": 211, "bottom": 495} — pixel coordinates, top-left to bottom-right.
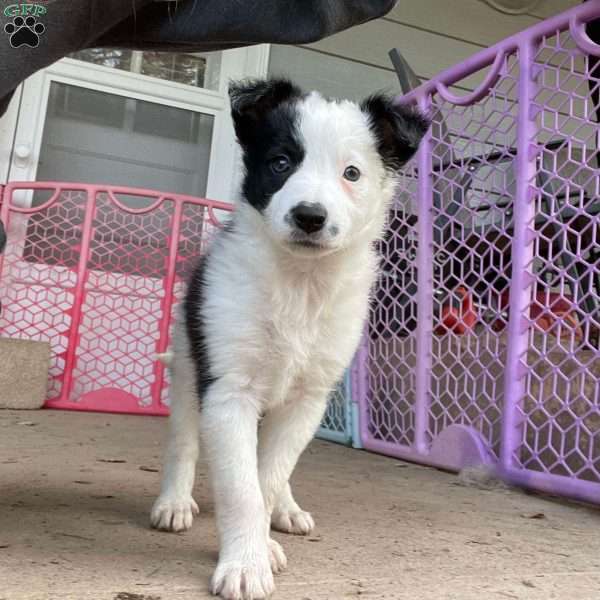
{"left": 229, "top": 78, "right": 302, "bottom": 145}
{"left": 361, "top": 94, "right": 430, "bottom": 169}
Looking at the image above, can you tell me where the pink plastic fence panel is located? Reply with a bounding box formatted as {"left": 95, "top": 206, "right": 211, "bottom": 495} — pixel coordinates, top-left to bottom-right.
{"left": 0, "top": 182, "right": 233, "bottom": 415}
{"left": 356, "top": 2, "right": 600, "bottom": 505}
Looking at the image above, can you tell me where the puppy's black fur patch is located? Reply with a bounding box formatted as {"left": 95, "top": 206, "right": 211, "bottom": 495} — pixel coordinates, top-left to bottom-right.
{"left": 184, "top": 255, "right": 216, "bottom": 404}
{"left": 229, "top": 78, "right": 306, "bottom": 212}
{"left": 361, "top": 94, "right": 430, "bottom": 168}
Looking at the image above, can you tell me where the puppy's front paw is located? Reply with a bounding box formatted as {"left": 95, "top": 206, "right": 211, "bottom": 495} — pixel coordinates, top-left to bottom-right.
{"left": 271, "top": 507, "right": 315, "bottom": 535}
{"left": 150, "top": 494, "right": 199, "bottom": 532}
{"left": 211, "top": 550, "right": 274, "bottom": 600}
{"left": 268, "top": 537, "right": 287, "bottom": 573}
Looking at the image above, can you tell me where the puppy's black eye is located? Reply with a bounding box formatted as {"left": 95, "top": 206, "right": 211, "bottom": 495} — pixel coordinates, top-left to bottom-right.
{"left": 343, "top": 165, "right": 361, "bottom": 182}
{"left": 270, "top": 155, "right": 291, "bottom": 174}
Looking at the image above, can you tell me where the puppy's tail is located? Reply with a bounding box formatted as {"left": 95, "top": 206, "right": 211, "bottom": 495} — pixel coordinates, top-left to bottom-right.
{"left": 155, "top": 351, "right": 174, "bottom": 366}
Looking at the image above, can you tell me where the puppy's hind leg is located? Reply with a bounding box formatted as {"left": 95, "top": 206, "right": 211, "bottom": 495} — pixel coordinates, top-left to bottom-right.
{"left": 150, "top": 352, "right": 200, "bottom": 532}
{"left": 259, "top": 390, "right": 327, "bottom": 544}
{"left": 271, "top": 481, "right": 315, "bottom": 536}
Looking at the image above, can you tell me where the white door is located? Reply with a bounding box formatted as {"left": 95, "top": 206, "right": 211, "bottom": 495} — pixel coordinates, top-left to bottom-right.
{"left": 5, "top": 46, "right": 269, "bottom": 202}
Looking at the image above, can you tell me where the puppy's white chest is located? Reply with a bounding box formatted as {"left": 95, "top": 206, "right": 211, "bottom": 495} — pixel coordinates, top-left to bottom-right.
{"left": 263, "top": 287, "right": 336, "bottom": 406}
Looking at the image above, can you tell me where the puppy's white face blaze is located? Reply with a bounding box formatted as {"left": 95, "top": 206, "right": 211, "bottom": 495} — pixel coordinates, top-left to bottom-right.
{"left": 229, "top": 79, "right": 429, "bottom": 257}
{"left": 265, "top": 93, "right": 393, "bottom": 255}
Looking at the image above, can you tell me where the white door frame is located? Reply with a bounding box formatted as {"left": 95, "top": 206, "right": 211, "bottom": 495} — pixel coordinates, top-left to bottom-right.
{"left": 6, "top": 45, "right": 270, "bottom": 203}
{"left": 0, "top": 86, "right": 22, "bottom": 183}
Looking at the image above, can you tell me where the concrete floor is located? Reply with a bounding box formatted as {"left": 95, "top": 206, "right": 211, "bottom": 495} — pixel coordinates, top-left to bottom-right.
{"left": 1, "top": 410, "right": 599, "bottom": 600}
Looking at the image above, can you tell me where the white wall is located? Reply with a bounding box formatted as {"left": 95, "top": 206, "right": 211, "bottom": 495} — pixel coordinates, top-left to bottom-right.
{"left": 268, "top": 0, "right": 578, "bottom": 98}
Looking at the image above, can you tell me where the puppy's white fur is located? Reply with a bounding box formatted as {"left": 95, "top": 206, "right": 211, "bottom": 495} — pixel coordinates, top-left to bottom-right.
{"left": 151, "top": 90, "right": 411, "bottom": 600}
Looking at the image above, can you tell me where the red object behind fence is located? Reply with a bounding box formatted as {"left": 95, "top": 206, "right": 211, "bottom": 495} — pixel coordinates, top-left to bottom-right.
{"left": 434, "top": 286, "right": 478, "bottom": 335}
{"left": 491, "top": 290, "right": 583, "bottom": 340}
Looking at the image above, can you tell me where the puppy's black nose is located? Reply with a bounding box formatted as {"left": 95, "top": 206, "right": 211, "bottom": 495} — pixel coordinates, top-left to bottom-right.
{"left": 290, "top": 202, "right": 327, "bottom": 234}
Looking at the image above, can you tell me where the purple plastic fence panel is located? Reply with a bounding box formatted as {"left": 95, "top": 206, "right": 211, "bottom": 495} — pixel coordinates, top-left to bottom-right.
{"left": 356, "top": 2, "right": 600, "bottom": 505}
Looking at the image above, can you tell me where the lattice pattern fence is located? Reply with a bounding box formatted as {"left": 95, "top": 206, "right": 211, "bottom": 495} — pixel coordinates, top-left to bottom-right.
{"left": 354, "top": 3, "right": 600, "bottom": 504}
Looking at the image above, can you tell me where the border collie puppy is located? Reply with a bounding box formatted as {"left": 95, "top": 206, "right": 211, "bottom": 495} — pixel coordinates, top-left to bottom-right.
{"left": 150, "top": 78, "right": 428, "bottom": 600}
